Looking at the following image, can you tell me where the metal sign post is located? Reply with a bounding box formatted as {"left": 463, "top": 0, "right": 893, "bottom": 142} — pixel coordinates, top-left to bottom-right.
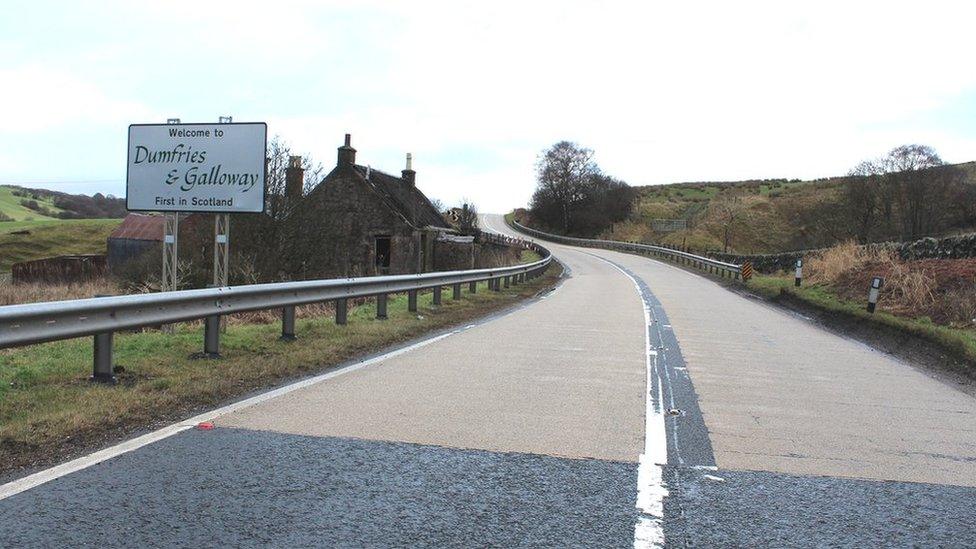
{"left": 214, "top": 116, "right": 233, "bottom": 332}
{"left": 127, "top": 116, "right": 266, "bottom": 334}
{"left": 161, "top": 118, "right": 181, "bottom": 333}
{"left": 214, "top": 116, "right": 233, "bottom": 290}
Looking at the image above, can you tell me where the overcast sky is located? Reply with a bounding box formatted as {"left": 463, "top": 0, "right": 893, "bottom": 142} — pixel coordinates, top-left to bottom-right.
{"left": 1, "top": 0, "right": 974, "bottom": 212}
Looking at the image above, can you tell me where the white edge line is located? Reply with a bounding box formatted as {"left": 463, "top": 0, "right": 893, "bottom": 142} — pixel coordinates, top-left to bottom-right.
{"left": 0, "top": 328, "right": 463, "bottom": 501}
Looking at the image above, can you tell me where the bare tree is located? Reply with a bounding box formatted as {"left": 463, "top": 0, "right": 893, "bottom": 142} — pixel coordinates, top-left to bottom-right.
{"left": 457, "top": 199, "right": 478, "bottom": 234}
{"left": 531, "top": 141, "right": 599, "bottom": 233}
{"left": 848, "top": 144, "right": 958, "bottom": 241}
{"left": 844, "top": 160, "right": 884, "bottom": 242}
{"left": 712, "top": 191, "right": 746, "bottom": 252}
{"left": 231, "top": 136, "right": 324, "bottom": 282}
{"left": 884, "top": 144, "right": 946, "bottom": 239}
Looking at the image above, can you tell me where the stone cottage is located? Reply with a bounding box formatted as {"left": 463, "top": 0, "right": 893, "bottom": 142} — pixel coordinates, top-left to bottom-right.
{"left": 292, "top": 135, "right": 452, "bottom": 278}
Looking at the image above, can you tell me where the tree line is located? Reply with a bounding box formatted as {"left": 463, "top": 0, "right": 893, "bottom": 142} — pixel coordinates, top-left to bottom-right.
{"left": 841, "top": 144, "right": 971, "bottom": 242}
{"left": 528, "top": 141, "right": 636, "bottom": 236}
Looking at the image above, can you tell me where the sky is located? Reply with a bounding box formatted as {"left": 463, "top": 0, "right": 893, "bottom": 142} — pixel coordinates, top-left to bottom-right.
{"left": 1, "top": 0, "right": 975, "bottom": 213}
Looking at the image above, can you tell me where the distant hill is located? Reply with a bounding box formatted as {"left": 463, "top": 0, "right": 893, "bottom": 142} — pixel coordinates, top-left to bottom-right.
{"left": 600, "top": 161, "right": 976, "bottom": 254}
{"left": 0, "top": 185, "right": 126, "bottom": 223}
{"left": 0, "top": 219, "right": 121, "bottom": 273}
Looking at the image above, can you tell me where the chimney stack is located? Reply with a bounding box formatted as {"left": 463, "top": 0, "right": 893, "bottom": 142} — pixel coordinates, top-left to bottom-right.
{"left": 285, "top": 155, "right": 304, "bottom": 198}
{"left": 337, "top": 133, "right": 356, "bottom": 166}
{"left": 401, "top": 152, "right": 416, "bottom": 187}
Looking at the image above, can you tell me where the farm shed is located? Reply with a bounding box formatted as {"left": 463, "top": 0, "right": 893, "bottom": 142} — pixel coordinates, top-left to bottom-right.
{"left": 107, "top": 213, "right": 164, "bottom": 270}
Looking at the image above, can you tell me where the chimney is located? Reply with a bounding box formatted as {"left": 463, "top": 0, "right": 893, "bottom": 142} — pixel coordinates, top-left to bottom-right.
{"left": 285, "top": 155, "right": 304, "bottom": 198}
{"left": 401, "top": 152, "right": 416, "bottom": 187}
{"left": 337, "top": 133, "right": 356, "bottom": 166}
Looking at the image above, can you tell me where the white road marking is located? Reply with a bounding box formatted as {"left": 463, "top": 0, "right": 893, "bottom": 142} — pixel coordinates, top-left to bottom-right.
{"left": 580, "top": 253, "right": 669, "bottom": 549}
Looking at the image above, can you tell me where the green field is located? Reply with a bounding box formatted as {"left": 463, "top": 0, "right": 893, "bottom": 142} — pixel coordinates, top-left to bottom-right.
{"left": 0, "top": 218, "right": 121, "bottom": 272}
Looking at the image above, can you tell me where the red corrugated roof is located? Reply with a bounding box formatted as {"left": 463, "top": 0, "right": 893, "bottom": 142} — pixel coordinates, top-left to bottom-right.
{"left": 109, "top": 213, "right": 165, "bottom": 241}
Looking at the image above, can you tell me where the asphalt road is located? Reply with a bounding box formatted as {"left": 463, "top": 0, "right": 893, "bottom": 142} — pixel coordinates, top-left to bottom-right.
{"left": 2, "top": 214, "right": 975, "bottom": 547}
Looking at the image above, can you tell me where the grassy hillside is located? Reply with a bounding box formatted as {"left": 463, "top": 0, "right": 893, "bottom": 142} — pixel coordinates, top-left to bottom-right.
{"left": 0, "top": 219, "right": 121, "bottom": 272}
{"left": 603, "top": 161, "right": 976, "bottom": 254}
{"left": 0, "top": 184, "right": 126, "bottom": 223}
{"left": 0, "top": 186, "right": 64, "bottom": 221}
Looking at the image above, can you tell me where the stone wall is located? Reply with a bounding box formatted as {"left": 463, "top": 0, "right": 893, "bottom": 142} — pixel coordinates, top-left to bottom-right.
{"left": 708, "top": 232, "right": 976, "bottom": 273}
{"left": 433, "top": 237, "right": 520, "bottom": 272}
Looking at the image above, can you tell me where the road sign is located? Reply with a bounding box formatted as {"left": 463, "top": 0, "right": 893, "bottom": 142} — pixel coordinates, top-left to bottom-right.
{"left": 126, "top": 122, "right": 267, "bottom": 213}
{"left": 741, "top": 261, "right": 754, "bottom": 281}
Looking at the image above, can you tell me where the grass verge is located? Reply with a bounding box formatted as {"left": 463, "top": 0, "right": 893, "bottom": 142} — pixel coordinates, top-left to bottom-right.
{"left": 748, "top": 275, "right": 976, "bottom": 378}
{"left": 0, "top": 264, "right": 562, "bottom": 480}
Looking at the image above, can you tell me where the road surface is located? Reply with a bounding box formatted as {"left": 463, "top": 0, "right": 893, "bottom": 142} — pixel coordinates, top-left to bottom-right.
{"left": 1, "top": 214, "right": 974, "bottom": 547}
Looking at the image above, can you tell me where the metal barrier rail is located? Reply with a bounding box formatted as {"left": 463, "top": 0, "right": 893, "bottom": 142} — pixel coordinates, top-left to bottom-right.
{"left": 0, "top": 237, "right": 552, "bottom": 382}
{"left": 508, "top": 219, "right": 743, "bottom": 279}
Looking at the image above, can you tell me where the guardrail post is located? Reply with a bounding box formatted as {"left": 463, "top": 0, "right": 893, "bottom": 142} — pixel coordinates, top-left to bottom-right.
{"left": 503, "top": 276, "right": 510, "bottom": 288}
{"left": 469, "top": 281, "right": 477, "bottom": 293}
{"left": 91, "top": 331, "right": 116, "bottom": 384}
{"left": 280, "top": 306, "right": 297, "bottom": 341}
{"left": 335, "top": 298, "right": 348, "bottom": 325}
{"left": 452, "top": 283, "right": 461, "bottom": 300}
{"left": 376, "top": 294, "right": 388, "bottom": 319}
{"left": 408, "top": 290, "right": 418, "bottom": 312}
{"left": 202, "top": 314, "right": 221, "bottom": 358}
{"left": 491, "top": 277, "right": 500, "bottom": 292}
{"left": 433, "top": 286, "right": 442, "bottom": 305}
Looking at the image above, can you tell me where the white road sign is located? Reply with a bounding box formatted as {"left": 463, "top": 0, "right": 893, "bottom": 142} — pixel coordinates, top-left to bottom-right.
{"left": 126, "top": 122, "right": 267, "bottom": 213}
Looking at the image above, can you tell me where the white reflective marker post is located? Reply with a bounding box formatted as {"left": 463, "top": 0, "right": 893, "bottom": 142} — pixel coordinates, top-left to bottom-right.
{"left": 867, "top": 276, "right": 884, "bottom": 313}
{"left": 795, "top": 258, "right": 803, "bottom": 287}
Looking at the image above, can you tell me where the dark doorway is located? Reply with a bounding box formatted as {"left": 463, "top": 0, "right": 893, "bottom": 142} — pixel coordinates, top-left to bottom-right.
{"left": 375, "top": 236, "right": 391, "bottom": 275}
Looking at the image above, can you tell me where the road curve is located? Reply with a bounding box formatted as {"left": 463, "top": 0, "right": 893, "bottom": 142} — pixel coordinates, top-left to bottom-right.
{"left": 0, "top": 216, "right": 656, "bottom": 548}
{"left": 482, "top": 214, "right": 976, "bottom": 546}
{"left": 1, "top": 214, "right": 974, "bottom": 547}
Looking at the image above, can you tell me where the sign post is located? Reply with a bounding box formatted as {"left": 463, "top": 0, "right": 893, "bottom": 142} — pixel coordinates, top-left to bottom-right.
{"left": 161, "top": 119, "right": 181, "bottom": 333}
{"left": 127, "top": 119, "right": 267, "bottom": 332}
{"left": 213, "top": 116, "right": 234, "bottom": 292}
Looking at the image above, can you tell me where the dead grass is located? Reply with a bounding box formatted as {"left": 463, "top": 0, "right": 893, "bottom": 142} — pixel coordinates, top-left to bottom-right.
{"left": 797, "top": 241, "right": 976, "bottom": 326}
{"left": 0, "top": 278, "right": 122, "bottom": 306}
{"left": 0, "top": 264, "right": 562, "bottom": 478}
{"left": 805, "top": 240, "right": 872, "bottom": 284}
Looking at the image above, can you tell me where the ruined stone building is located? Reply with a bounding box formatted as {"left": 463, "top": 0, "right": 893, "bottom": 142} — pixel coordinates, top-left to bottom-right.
{"left": 290, "top": 135, "right": 453, "bottom": 278}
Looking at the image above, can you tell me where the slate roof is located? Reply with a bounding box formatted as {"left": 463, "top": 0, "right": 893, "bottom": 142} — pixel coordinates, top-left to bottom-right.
{"left": 352, "top": 165, "right": 450, "bottom": 229}
{"left": 109, "top": 213, "right": 164, "bottom": 241}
